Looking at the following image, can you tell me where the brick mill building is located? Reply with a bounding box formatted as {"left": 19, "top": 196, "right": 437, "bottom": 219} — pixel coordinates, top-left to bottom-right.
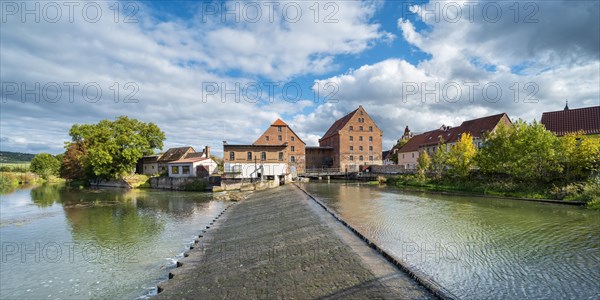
{"left": 306, "top": 106, "right": 383, "bottom": 172}
{"left": 223, "top": 119, "right": 305, "bottom": 181}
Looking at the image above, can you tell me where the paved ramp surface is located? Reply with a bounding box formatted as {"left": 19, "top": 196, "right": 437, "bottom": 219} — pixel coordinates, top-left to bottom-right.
{"left": 155, "top": 185, "right": 433, "bottom": 299}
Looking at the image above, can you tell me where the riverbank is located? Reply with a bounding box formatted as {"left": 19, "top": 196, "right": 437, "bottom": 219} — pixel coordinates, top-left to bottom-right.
{"left": 385, "top": 175, "right": 599, "bottom": 208}
{"left": 0, "top": 171, "right": 63, "bottom": 192}
{"left": 154, "top": 185, "right": 434, "bottom": 299}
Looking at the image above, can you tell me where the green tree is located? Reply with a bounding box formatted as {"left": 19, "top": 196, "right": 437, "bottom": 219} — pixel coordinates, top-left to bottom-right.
{"left": 416, "top": 150, "right": 431, "bottom": 180}
{"left": 556, "top": 132, "right": 600, "bottom": 181}
{"left": 508, "top": 120, "right": 559, "bottom": 182}
{"left": 446, "top": 133, "right": 477, "bottom": 179}
{"left": 475, "top": 122, "right": 514, "bottom": 176}
{"left": 60, "top": 142, "right": 88, "bottom": 179}
{"left": 476, "top": 120, "right": 560, "bottom": 182}
{"left": 391, "top": 139, "right": 409, "bottom": 164}
{"left": 429, "top": 139, "right": 448, "bottom": 179}
{"left": 65, "top": 116, "right": 165, "bottom": 179}
{"left": 211, "top": 155, "right": 224, "bottom": 173}
{"left": 30, "top": 153, "right": 60, "bottom": 179}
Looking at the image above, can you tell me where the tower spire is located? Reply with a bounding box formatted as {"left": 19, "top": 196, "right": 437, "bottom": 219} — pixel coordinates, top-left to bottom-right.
{"left": 564, "top": 100, "right": 569, "bottom": 110}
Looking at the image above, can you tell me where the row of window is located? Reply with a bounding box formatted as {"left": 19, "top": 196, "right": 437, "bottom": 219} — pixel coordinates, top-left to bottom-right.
{"left": 171, "top": 166, "right": 191, "bottom": 174}
{"left": 349, "top": 146, "right": 373, "bottom": 151}
{"left": 349, "top": 136, "right": 373, "bottom": 142}
{"left": 230, "top": 152, "right": 295, "bottom": 162}
{"left": 349, "top": 155, "right": 373, "bottom": 161}
{"left": 265, "top": 135, "right": 295, "bottom": 142}
{"left": 349, "top": 125, "right": 373, "bottom": 132}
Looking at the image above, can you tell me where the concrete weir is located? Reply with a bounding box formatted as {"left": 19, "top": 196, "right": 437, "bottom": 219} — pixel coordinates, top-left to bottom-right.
{"left": 154, "top": 185, "right": 436, "bottom": 299}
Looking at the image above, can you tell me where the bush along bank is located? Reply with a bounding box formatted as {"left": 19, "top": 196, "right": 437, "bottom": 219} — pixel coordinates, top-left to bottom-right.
{"left": 386, "top": 174, "right": 600, "bottom": 208}
{"left": 391, "top": 121, "right": 599, "bottom": 209}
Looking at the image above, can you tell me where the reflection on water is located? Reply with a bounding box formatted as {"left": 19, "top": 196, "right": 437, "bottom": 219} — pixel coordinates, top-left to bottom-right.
{"left": 1, "top": 184, "right": 229, "bottom": 299}
{"left": 301, "top": 182, "right": 600, "bottom": 300}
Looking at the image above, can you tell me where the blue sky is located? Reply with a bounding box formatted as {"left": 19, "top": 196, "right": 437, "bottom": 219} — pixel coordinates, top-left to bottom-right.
{"left": 1, "top": 0, "right": 599, "bottom": 155}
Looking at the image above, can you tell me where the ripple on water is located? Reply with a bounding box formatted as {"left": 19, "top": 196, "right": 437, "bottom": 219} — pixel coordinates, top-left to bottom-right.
{"left": 304, "top": 183, "right": 600, "bottom": 300}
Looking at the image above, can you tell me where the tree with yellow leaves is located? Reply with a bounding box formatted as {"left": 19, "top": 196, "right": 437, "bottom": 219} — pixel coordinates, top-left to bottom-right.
{"left": 446, "top": 132, "right": 477, "bottom": 180}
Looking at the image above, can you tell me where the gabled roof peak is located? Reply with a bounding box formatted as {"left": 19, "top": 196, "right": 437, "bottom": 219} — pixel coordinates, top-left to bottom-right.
{"left": 271, "top": 118, "right": 287, "bottom": 126}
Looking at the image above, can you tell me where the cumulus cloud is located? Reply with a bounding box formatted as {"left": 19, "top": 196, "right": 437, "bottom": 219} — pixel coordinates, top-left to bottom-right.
{"left": 310, "top": 0, "right": 600, "bottom": 149}
{"left": 0, "top": 0, "right": 388, "bottom": 154}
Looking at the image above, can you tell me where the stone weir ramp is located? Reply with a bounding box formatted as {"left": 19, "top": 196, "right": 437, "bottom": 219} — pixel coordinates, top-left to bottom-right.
{"left": 154, "top": 185, "right": 434, "bottom": 299}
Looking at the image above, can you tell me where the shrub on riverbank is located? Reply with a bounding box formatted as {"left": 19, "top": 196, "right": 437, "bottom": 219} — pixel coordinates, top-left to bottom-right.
{"left": 386, "top": 174, "right": 599, "bottom": 205}
{"left": 0, "top": 164, "right": 30, "bottom": 173}
{"left": 0, "top": 172, "right": 45, "bottom": 189}
{"left": 124, "top": 174, "right": 151, "bottom": 188}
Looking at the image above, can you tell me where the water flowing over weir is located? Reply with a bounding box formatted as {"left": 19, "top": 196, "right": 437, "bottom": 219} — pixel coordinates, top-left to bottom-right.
{"left": 1, "top": 182, "right": 598, "bottom": 299}
{"left": 299, "top": 182, "right": 600, "bottom": 300}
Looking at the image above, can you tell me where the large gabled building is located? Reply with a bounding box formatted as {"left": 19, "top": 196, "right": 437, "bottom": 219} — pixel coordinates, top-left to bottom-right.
{"left": 253, "top": 118, "right": 306, "bottom": 173}
{"left": 137, "top": 146, "right": 209, "bottom": 175}
{"left": 307, "top": 106, "right": 383, "bottom": 172}
{"left": 541, "top": 104, "right": 600, "bottom": 137}
{"left": 223, "top": 119, "right": 305, "bottom": 180}
{"left": 397, "top": 113, "right": 512, "bottom": 170}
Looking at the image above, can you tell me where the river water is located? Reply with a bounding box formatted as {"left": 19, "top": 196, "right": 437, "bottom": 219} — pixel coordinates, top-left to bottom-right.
{"left": 0, "top": 184, "right": 229, "bottom": 299}
{"left": 300, "top": 182, "right": 600, "bottom": 300}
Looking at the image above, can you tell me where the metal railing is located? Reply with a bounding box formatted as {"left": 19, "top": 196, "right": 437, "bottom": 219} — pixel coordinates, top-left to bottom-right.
{"left": 303, "top": 168, "right": 343, "bottom": 176}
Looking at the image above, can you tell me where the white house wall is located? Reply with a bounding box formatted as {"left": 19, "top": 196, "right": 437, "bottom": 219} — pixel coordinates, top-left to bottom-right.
{"left": 168, "top": 160, "right": 219, "bottom": 177}
{"left": 226, "top": 163, "right": 288, "bottom": 178}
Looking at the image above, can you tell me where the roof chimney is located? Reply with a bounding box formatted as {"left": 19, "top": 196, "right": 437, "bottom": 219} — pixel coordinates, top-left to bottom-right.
{"left": 204, "top": 146, "right": 210, "bottom": 158}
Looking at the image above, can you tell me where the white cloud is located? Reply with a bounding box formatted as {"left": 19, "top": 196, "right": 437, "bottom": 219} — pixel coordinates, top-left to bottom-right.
{"left": 310, "top": 0, "right": 600, "bottom": 149}
{"left": 0, "top": 1, "right": 387, "bottom": 154}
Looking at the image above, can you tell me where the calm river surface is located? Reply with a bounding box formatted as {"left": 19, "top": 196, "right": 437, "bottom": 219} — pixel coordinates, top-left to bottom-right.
{"left": 300, "top": 182, "right": 600, "bottom": 300}
{"left": 0, "top": 184, "right": 229, "bottom": 299}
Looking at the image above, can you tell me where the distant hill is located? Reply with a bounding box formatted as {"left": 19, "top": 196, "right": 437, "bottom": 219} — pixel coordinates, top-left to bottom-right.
{"left": 0, "top": 151, "right": 36, "bottom": 163}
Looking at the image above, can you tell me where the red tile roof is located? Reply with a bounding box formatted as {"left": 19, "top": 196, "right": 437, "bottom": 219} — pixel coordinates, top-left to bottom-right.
{"left": 320, "top": 107, "right": 360, "bottom": 141}
{"left": 185, "top": 152, "right": 207, "bottom": 159}
{"left": 169, "top": 157, "right": 210, "bottom": 164}
{"left": 398, "top": 130, "right": 441, "bottom": 152}
{"left": 541, "top": 106, "right": 600, "bottom": 136}
{"left": 158, "top": 147, "right": 194, "bottom": 162}
{"left": 254, "top": 118, "right": 306, "bottom": 145}
{"left": 399, "top": 113, "right": 509, "bottom": 152}
{"left": 453, "top": 113, "right": 508, "bottom": 140}
{"left": 272, "top": 118, "right": 287, "bottom": 126}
